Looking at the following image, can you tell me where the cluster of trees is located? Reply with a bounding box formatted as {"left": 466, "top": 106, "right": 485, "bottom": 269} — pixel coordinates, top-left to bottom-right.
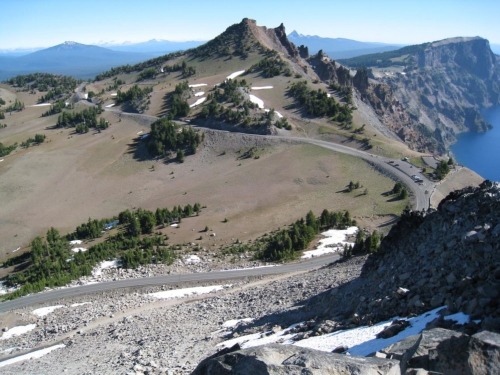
{"left": 0, "top": 98, "right": 5, "bottom": 105}
{"left": 168, "top": 81, "right": 190, "bottom": 118}
{"left": 41, "top": 100, "right": 66, "bottom": 117}
{"left": 146, "top": 118, "right": 202, "bottom": 161}
{"left": 95, "top": 51, "right": 184, "bottom": 80}
{"left": 250, "top": 56, "right": 291, "bottom": 77}
{"left": 21, "top": 134, "right": 45, "bottom": 148}
{"left": 288, "top": 81, "right": 352, "bottom": 122}
{"left": 0, "top": 142, "right": 17, "bottom": 157}
{"left": 391, "top": 182, "right": 408, "bottom": 200}
{"left": 106, "top": 77, "right": 125, "bottom": 91}
{"left": 0, "top": 111, "right": 4, "bottom": 119}
{"left": 257, "top": 209, "right": 355, "bottom": 261}
{"left": 199, "top": 79, "right": 288, "bottom": 130}
{"left": 56, "top": 106, "right": 108, "bottom": 133}
{"left": 435, "top": 159, "right": 452, "bottom": 180}
{"left": 329, "top": 82, "right": 353, "bottom": 105}
{"left": 7, "top": 73, "right": 79, "bottom": 93}
{"left": 343, "top": 230, "right": 381, "bottom": 257}
{"left": 3, "top": 202, "right": 203, "bottom": 299}
{"left": 4, "top": 99, "right": 25, "bottom": 113}
{"left": 115, "top": 84, "right": 153, "bottom": 113}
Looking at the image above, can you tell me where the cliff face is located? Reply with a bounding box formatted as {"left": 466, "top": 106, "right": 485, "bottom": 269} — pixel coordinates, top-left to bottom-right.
{"left": 347, "top": 37, "right": 500, "bottom": 154}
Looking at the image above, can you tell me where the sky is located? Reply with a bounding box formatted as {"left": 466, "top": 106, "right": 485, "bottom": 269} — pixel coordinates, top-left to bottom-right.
{"left": 1, "top": 0, "right": 499, "bottom": 50}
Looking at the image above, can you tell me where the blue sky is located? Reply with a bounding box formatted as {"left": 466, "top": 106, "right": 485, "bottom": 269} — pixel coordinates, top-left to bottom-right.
{"left": 1, "top": 0, "right": 499, "bottom": 49}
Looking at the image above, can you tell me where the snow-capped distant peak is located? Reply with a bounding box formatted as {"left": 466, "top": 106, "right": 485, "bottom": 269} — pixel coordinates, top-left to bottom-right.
{"left": 63, "top": 41, "right": 78, "bottom": 46}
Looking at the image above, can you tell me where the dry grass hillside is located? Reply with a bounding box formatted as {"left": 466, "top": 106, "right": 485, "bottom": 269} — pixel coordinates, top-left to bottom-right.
{"left": 0, "top": 19, "right": 481, "bottom": 262}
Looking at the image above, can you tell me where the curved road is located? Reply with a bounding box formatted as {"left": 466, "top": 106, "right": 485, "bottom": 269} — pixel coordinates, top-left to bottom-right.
{"left": 104, "top": 108, "right": 433, "bottom": 210}
{"left": 0, "top": 255, "right": 337, "bottom": 313}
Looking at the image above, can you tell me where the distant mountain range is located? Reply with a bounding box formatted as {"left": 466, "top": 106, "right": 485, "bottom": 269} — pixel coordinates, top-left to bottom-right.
{"left": 287, "top": 31, "right": 404, "bottom": 59}
{"left": 0, "top": 39, "right": 204, "bottom": 81}
{"left": 101, "top": 39, "right": 204, "bottom": 54}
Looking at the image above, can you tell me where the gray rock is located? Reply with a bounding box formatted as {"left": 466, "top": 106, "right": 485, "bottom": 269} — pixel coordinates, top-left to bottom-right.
{"left": 467, "top": 330, "right": 500, "bottom": 375}
{"left": 192, "top": 344, "right": 400, "bottom": 375}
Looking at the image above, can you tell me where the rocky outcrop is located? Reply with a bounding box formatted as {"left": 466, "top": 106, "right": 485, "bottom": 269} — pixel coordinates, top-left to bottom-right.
{"left": 308, "top": 51, "right": 352, "bottom": 86}
{"left": 305, "top": 181, "right": 500, "bottom": 330}
{"left": 378, "top": 328, "right": 500, "bottom": 375}
{"left": 192, "top": 344, "right": 400, "bottom": 375}
{"left": 349, "top": 37, "right": 500, "bottom": 154}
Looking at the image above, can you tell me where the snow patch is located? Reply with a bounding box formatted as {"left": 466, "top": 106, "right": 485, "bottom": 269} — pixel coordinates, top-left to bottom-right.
{"left": 217, "top": 307, "right": 471, "bottom": 357}
{"left": 69, "top": 240, "right": 82, "bottom": 245}
{"left": 1, "top": 324, "right": 37, "bottom": 340}
{"left": 30, "top": 103, "right": 51, "bottom": 107}
{"left": 148, "top": 285, "right": 229, "bottom": 299}
{"left": 222, "top": 318, "right": 254, "bottom": 328}
{"left": 251, "top": 86, "right": 273, "bottom": 90}
{"left": 0, "top": 344, "right": 65, "bottom": 368}
{"left": 226, "top": 70, "right": 245, "bottom": 80}
{"left": 32, "top": 305, "right": 65, "bottom": 317}
{"left": 189, "top": 83, "right": 207, "bottom": 88}
{"left": 70, "top": 302, "right": 91, "bottom": 308}
{"left": 0, "top": 281, "right": 18, "bottom": 296}
{"left": 110, "top": 93, "right": 117, "bottom": 97}
{"left": 275, "top": 111, "right": 283, "bottom": 118}
{"left": 194, "top": 91, "right": 205, "bottom": 97}
{"left": 301, "top": 226, "right": 358, "bottom": 259}
{"left": 105, "top": 103, "right": 115, "bottom": 108}
{"left": 249, "top": 95, "right": 264, "bottom": 109}
{"left": 184, "top": 255, "right": 201, "bottom": 264}
{"left": 71, "top": 247, "right": 87, "bottom": 253}
{"left": 190, "top": 97, "right": 207, "bottom": 108}
{"left": 92, "top": 259, "right": 120, "bottom": 277}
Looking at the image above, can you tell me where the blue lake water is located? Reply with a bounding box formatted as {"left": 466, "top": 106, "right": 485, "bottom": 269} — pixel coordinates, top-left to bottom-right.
{"left": 451, "top": 106, "right": 500, "bottom": 182}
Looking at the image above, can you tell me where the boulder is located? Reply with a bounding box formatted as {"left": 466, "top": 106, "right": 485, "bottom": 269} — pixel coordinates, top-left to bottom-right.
{"left": 192, "top": 344, "right": 400, "bottom": 375}
{"left": 467, "top": 330, "right": 500, "bottom": 375}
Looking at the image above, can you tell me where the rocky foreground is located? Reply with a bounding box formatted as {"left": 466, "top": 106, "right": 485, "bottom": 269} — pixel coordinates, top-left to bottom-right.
{"left": 1, "top": 181, "right": 499, "bottom": 374}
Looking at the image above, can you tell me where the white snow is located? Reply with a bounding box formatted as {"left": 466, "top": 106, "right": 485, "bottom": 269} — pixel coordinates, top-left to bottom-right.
{"left": 251, "top": 86, "right": 273, "bottom": 90}
{"left": 194, "top": 91, "right": 205, "bottom": 97}
{"left": 249, "top": 94, "right": 264, "bottom": 109}
{"left": 189, "top": 83, "right": 207, "bottom": 88}
{"left": 222, "top": 318, "right": 254, "bottom": 328}
{"left": 292, "top": 306, "right": 454, "bottom": 355}
{"left": 105, "top": 103, "right": 115, "bottom": 108}
{"left": 110, "top": 93, "right": 117, "bottom": 97}
{"left": 275, "top": 111, "right": 283, "bottom": 118}
{"left": 148, "top": 285, "right": 229, "bottom": 299}
{"left": 226, "top": 70, "right": 245, "bottom": 80}
{"left": 184, "top": 255, "right": 201, "bottom": 264}
{"left": 30, "top": 103, "right": 51, "bottom": 107}
{"left": 189, "top": 97, "right": 207, "bottom": 108}
{"left": 444, "top": 312, "right": 470, "bottom": 324}
{"left": 12, "top": 247, "right": 20, "bottom": 253}
{"left": 70, "top": 302, "right": 91, "bottom": 308}
{"left": 69, "top": 240, "right": 82, "bottom": 245}
{"left": 170, "top": 223, "right": 179, "bottom": 228}
{"left": 217, "top": 307, "right": 471, "bottom": 357}
{"left": 71, "top": 247, "right": 87, "bottom": 253}
{"left": 32, "top": 305, "right": 65, "bottom": 317}
{"left": 0, "top": 344, "right": 65, "bottom": 368}
{"left": 301, "top": 226, "right": 358, "bottom": 259}
{"left": 92, "top": 259, "right": 120, "bottom": 277}
{"left": 218, "top": 322, "right": 302, "bottom": 349}
{"left": 1, "top": 324, "right": 37, "bottom": 340}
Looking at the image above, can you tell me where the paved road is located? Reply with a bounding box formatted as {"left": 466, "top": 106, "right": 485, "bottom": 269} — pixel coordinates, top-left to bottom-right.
{"left": 0, "top": 255, "right": 338, "bottom": 313}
